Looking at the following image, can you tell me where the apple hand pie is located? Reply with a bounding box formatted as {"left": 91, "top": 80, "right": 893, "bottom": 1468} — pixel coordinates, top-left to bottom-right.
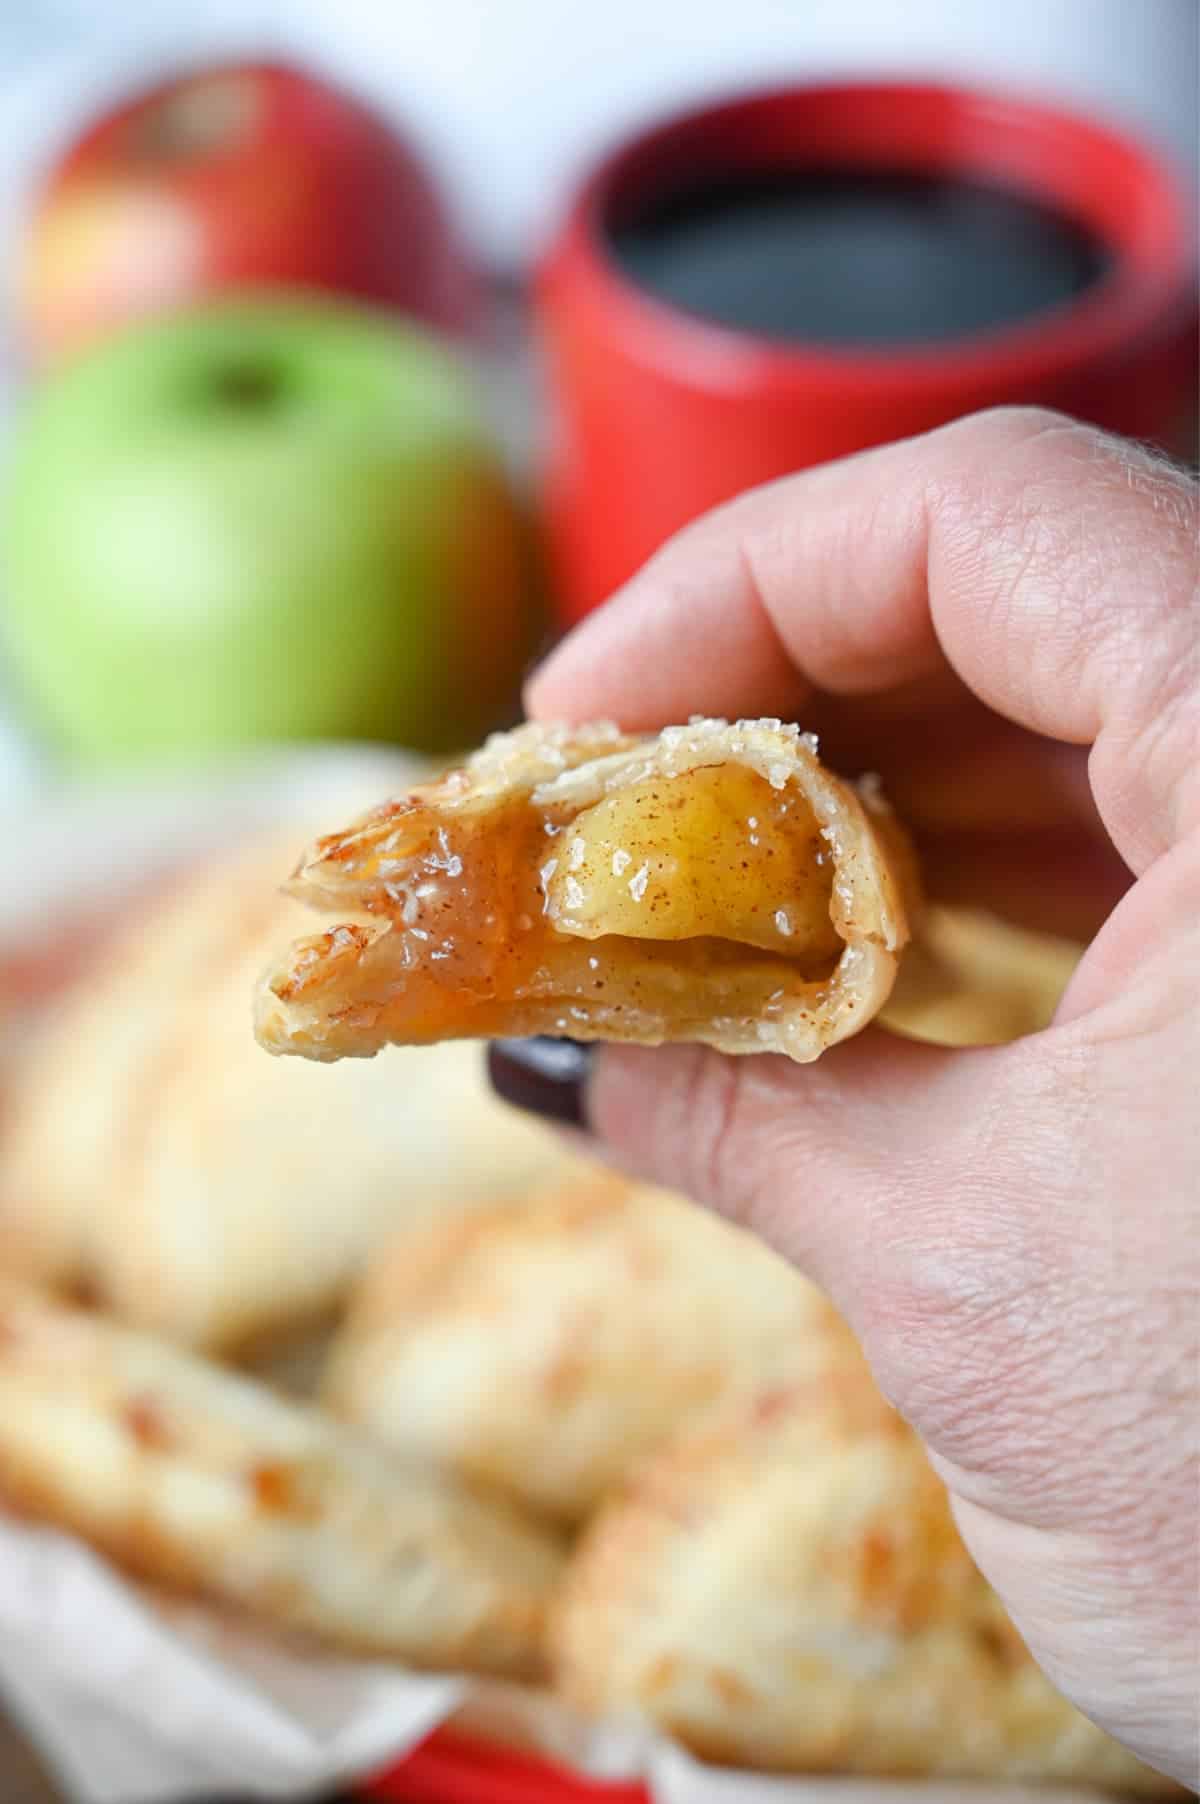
{"left": 255, "top": 719, "right": 918, "bottom": 1065}
{"left": 0, "top": 1279, "right": 563, "bottom": 1678}
{"left": 551, "top": 1371, "right": 1179, "bottom": 1794}
{"left": 322, "top": 1169, "right": 854, "bottom": 1522}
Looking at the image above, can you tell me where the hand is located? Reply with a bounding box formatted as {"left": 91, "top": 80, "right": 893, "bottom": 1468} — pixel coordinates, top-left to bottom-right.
{"left": 525, "top": 408, "right": 1200, "bottom": 1784}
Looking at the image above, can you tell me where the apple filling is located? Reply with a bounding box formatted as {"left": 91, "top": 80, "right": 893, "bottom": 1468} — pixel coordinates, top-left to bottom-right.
{"left": 543, "top": 764, "right": 841, "bottom": 962}
{"left": 269, "top": 767, "right": 843, "bottom": 1048}
{"left": 256, "top": 720, "right": 916, "bottom": 1064}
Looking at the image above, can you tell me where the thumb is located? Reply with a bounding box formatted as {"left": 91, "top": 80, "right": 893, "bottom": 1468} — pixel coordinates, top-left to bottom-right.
{"left": 585, "top": 1024, "right": 1091, "bottom": 1480}
{"left": 588, "top": 1028, "right": 993, "bottom": 1305}
{"left": 491, "top": 1017, "right": 1096, "bottom": 1484}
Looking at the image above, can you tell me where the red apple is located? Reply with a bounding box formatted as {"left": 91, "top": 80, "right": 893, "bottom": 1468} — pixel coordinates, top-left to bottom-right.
{"left": 18, "top": 60, "right": 477, "bottom": 367}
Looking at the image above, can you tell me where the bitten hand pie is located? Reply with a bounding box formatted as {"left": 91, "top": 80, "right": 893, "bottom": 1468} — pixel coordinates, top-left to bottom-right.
{"left": 255, "top": 720, "right": 918, "bottom": 1065}
{"left": 551, "top": 1368, "right": 1177, "bottom": 1794}
{"left": 0, "top": 1281, "right": 563, "bottom": 1678}
{"left": 322, "top": 1170, "right": 853, "bottom": 1522}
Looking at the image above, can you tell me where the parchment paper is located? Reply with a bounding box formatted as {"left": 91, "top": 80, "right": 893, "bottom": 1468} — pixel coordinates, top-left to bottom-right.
{"left": 0, "top": 1516, "right": 1123, "bottom": 1804}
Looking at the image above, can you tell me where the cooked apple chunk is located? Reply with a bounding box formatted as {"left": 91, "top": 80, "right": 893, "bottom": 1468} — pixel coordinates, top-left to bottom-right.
{"left": 543, "top": 763, "right": 843, "bottom": 963}
{"left": 255, "top": 719, "right": 918, "bottom": 1065}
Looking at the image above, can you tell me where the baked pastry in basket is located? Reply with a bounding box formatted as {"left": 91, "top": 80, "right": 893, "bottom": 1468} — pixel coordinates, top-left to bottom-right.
{"left": 881, "top": 903, "right": 1081, "bottom": 1047}
{"left": 551, "top": 1367, "right": 1178, "bottom": 1793}
{"left": 255, "top": 719, "right": 918, "bottom": 1066}
{"left": 0, "top": 834, "right": 572, "bottom": 1354}
{"left": 0, "top": 1280, "right": 563, "bottom": 1678}
{"left": 323, "top": 1169, "right": 853, "bottom": 1521}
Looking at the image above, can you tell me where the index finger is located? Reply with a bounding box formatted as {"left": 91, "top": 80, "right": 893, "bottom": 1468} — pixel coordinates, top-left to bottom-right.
{"left": 528, "top": 407, "right": 1199, "bottom": 872}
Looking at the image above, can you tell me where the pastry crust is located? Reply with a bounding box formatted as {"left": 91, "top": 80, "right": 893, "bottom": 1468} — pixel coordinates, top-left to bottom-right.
{"left": 0, "top": 834, "right": 574, "bottom": 1353}
{"left": 881, "top": 904, "right": 1081, "bottom": 1047}
{"left": 551, "top": 1370, "right": 1178, "bottom": 1793}
{"left": 0, "top": 1280, "right": 563, "bottom": 1678}
{"left": 323, "top": 1169, "right": 853, "bottom": 1521}
{"left": 255, "top": 720, "right": 918, "bottom": 1065}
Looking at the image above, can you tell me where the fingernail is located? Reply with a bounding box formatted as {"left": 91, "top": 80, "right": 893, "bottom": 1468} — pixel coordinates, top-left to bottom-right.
{"left": 487, "top": 1036, "right": 593, "bottom": 1128}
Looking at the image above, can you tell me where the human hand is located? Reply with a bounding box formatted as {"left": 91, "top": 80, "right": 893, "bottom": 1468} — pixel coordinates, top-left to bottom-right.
{"left": 516, "top": 408, "right": 1200, "bottom": 1784}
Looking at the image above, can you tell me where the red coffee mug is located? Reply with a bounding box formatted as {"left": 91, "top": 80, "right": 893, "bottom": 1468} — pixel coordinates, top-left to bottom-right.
{"left": 535, "top": 81, "right": 1198, "bottom": 628}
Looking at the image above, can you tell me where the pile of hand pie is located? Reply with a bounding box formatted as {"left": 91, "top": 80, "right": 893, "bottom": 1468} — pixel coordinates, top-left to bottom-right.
{"left": 0, "top": 722, "right": 1174, "bottom": 1794}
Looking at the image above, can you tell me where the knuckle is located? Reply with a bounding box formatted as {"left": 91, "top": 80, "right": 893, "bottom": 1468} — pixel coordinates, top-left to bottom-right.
{"left": 928, "top": 405, "right": 1199, "bottom": 863}
{"left": 938, "top": 406, "right": 1086, "bottom": 502}
{"left": 1093, "top": 583, "right": 1200, "bottom": 856}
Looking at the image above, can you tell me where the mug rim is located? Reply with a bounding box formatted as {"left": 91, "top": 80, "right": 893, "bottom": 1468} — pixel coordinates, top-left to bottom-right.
{"left": 538, "top": 77, "right": 1197, "bottom": 397}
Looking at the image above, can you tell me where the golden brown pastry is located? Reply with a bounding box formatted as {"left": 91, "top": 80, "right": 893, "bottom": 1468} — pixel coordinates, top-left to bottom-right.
{"left": 882, "top": 903, "right": 1082, "bottom": 1047}
{"left": 323, "top": 1170, "right": 851, "bottom": 1521}
{"left": 552, "top": 1368, "right": 1177, "bottom": 1794}
{"left": 255, "top": 719, "right": 918, "bottom": 1066}
{"left": 0, "top": 1280, "right": 563, "bottom": 1678}
{"left": 0, "top": 834, "right": 574, "bottom": 1354}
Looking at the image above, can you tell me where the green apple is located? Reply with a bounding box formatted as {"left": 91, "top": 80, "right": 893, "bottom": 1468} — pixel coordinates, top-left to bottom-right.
{"left": 3, "top": 296, "right": 541, "bottom": 763}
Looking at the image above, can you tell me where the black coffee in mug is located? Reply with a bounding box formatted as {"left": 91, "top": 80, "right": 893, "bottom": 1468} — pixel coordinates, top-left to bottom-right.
{"left": 607, "top": 167, "right": 1113, "bottom": 346}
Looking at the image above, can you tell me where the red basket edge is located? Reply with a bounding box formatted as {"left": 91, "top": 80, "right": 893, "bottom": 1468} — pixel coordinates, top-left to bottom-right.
{"left": 359, "top": 1724, "right": 650, "bottom": 1804}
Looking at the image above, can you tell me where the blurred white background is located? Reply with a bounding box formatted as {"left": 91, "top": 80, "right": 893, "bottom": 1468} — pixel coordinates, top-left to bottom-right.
{"left": 1, "top": 0, "right": 1196, "bottom": 276}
